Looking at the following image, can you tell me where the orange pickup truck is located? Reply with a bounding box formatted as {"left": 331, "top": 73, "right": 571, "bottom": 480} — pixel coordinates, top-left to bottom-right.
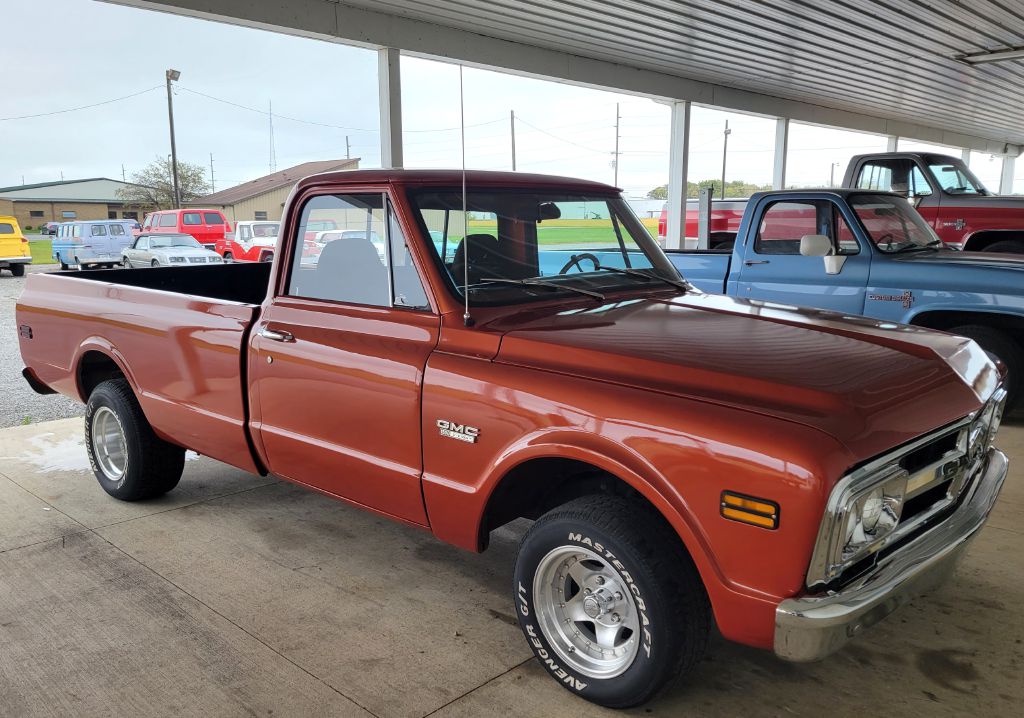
{"left": 17, "top": 169, "right": 1009, "bottom": 708}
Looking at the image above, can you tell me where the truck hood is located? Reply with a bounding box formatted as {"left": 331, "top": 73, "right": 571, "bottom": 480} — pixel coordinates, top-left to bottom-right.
{"left": 493, "top": 292, "right": 999, "bottom": 460}
{"left": 893, "top": 249, "right": 1024, "bottom": 270}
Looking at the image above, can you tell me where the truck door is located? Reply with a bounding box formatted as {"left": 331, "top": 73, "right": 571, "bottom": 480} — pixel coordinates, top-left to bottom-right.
{"left": 249, "top": 190, "right": 437, "bottom": 525}
{"left": 734, "top": 198, "right": 870, "bottom": 313}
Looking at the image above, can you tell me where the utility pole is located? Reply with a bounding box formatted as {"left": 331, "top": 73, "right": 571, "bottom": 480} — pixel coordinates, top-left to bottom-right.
{"left": 60, "top": 170, "right": 64, "bottom": 181}
{"left": 720, "top": 120, "right": 731, "bottom": 200}
{"left": 268, "top": 100, "right": 277, "bottom": 173}
{"left": 165, "top": 69, "right": 182, "bottom": 208}
{"left": 510, "top": 110, "right": 517, "bottom": 171}
{"left": 346, "top": 135, "right": 351, "bottom": 159}
{"left": 121, "top": 164, "right": 126, "bottom": 182}
{"left": 829, "top": 161, "right": 841, "bottom": 187}
{"left": 209, "top": 153, "right": 216, "bottom": 193}
{"left": 613, "top": 103, "right": 621, "bottom": 187}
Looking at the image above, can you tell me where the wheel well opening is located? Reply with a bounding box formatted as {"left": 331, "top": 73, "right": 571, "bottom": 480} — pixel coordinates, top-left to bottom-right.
{"left": 964, "top": 231, "right": 1024, "bottom": 252}
{"left": 910, "top": 310, "right": 1024, "bottom": 337}
{"left": 78, "top": 351, "right": 126, "bottom": 400}
{"left": 479, "top": 457, "right": 664, "bottom": 551}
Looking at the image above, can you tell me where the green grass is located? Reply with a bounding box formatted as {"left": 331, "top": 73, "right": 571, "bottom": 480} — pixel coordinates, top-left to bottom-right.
{"left": 28, "top": 239, "right": 55, "bottom": 264}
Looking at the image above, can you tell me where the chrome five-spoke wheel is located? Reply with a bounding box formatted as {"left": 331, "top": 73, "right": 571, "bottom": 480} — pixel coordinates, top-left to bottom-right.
{"left": 90, "top": 405, "right": 128, "bottom": 481}
{"left": 533, "top": 545, "right": 641, "bottom": 679}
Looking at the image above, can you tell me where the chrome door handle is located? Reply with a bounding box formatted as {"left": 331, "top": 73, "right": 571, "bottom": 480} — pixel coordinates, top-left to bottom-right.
{"left": 259, "top": 327, "right": 294, "bottom": 342}
{"left": 744, "top": 259, "right": 770, "bottom": 266}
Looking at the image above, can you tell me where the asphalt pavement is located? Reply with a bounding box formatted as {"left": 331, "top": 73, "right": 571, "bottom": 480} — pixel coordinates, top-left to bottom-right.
{"left": 0, "top": 265, "right": 83, "bottom": 428}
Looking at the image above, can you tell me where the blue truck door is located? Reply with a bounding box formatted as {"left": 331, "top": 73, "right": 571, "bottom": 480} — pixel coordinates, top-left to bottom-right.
{"left": 734, "top": 198, "right": 869, "bottom": 313}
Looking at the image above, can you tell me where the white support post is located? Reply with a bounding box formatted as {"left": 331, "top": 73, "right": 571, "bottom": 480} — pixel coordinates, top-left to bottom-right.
{"left": 772, "top": 117, "right": 789, "bottom": 190}
{"left": 886, "top": 135, "right": 898, "bottom": 152}
{"left": 1000, "top": 156, "right": 1015, "bottom": 194}
{"left": 665, "top": 100, "right": 690, "bottom": 250}
{"left": 961, "top": 148, "right": 971, "bottom": 165}
{"left": 378, "top": 47, "right": 403, "bottom": 168}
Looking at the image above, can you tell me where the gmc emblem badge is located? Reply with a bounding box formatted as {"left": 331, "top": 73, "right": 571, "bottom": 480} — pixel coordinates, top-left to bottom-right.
{"left": 436, "top": 420, "right": 479, "bottom": 443}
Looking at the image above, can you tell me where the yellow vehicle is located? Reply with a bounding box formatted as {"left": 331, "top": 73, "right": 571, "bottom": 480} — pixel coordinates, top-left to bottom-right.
{"left": 1, "top": 215, "right": 31, "bottom": 277}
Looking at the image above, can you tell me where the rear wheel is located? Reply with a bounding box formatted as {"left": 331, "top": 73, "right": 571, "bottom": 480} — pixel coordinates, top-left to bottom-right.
{"left": 10, "top": 264, "right": 25, "bottom": 277}
{"left": 85, "top": 378, "right": 185, "bottom": 500}
{"left": 513, "top": 495, "right": 710, "bottom": 708}
{"left": 951, "top": 324, "right": 1023, "bottom": 412}
{"left": 982, "top": 240, "right": 1024, "bottom": 254}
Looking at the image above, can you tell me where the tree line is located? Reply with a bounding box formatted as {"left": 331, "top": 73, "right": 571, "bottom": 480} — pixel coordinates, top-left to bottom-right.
{"left": 647, "top": 179, "right": 772, "bottom": 200}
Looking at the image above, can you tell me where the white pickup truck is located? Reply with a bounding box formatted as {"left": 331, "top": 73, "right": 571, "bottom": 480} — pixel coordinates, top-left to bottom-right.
{"left": 215, "top": 220, "right": 279, "bottom": 262}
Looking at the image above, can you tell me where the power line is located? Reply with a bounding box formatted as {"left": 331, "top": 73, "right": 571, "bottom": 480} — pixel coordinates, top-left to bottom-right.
{"left": 514, "top": 115, "right": 609, "bottom": 154}
{"left": 0, "top": 85, "right": 163, "bottom": 121}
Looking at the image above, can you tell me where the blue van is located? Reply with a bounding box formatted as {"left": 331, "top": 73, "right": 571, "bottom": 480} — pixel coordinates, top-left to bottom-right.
{"left": 52, "top": 220, "right": 137, "bottom": 269}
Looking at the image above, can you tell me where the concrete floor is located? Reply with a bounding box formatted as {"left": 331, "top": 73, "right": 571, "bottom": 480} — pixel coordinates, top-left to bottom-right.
{"left": 0, "top": 418, "right": 1021, "bottom": 718}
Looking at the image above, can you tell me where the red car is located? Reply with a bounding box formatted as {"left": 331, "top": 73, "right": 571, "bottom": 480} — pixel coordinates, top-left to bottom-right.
{"left": 16, "top": 169, "right": 1008, "bottom": 708}
{"left": 140, "top": 209, "right": 232, "bottom": 251}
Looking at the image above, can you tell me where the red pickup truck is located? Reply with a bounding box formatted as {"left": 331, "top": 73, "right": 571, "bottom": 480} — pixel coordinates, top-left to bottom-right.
{"left": 17, "top": 169, "right": 1009, "bottom": 708}
{"left": 660, "top": 152, "right": 1024, "bottom": 253}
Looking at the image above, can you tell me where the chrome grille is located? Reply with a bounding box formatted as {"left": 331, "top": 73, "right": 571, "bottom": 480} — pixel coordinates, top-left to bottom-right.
{"left": 188, "top": 257, "right": 206, "bottom": 264}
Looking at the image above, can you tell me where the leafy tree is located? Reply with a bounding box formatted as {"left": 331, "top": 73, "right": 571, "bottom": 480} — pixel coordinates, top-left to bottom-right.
{"left": 648, "top": 179, "right": 773, "bottom": 201}
{"left": 117, "top": 156, "right": 210, "bottom": 209}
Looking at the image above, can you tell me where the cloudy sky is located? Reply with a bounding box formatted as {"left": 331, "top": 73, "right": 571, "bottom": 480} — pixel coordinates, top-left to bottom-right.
{"left": 2, "top": 0, "right": 1011, "bottom": 197}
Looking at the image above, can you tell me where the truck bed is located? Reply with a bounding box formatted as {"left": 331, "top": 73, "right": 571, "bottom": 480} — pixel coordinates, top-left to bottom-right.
{"left": 16, "top": 264, "right": 271, "bottom": 473}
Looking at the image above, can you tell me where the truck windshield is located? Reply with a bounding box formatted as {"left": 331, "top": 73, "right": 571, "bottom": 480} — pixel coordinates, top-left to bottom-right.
{"left": 409, "top": 189, "right": 682, "bottom": 305}
{"left": 927, "top": 162, "right": 989, "bottom": 195}
{"left": 849, "top": 194, "right": 943, "bottom": 253}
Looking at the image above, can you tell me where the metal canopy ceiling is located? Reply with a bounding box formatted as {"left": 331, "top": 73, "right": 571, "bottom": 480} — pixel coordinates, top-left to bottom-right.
{"left": 111, "top": 0, "right": 1024, "bottom": 150}
{"left": 343, "top": 0, "right": 1024, "bottom": 147}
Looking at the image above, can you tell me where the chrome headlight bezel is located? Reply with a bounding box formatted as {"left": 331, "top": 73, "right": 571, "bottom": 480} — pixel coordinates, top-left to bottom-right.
{"left": 168, "top": 256, "right": 186, "bottom": 263}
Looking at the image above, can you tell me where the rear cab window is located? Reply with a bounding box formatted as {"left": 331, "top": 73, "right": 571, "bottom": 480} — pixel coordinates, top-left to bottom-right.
{"left": 0, "top": 222, "right": 14, "bottom": 234}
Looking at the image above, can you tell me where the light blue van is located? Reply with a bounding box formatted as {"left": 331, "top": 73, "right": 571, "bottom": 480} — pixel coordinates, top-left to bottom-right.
{"left": 52, "top": 220, "right": 137, "bottom": 269}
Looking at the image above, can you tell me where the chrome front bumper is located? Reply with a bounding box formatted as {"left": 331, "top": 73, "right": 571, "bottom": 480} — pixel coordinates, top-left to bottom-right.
{"left": 774, "top": 448, "right": 1008, "bottom": 662}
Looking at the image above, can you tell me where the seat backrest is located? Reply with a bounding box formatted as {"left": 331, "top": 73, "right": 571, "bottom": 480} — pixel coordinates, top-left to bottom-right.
{"left": 301, "top": 235, "right": 388, "bottom": 305}
{"left": 450, "top": 234, "right": 507, "bottom": 286}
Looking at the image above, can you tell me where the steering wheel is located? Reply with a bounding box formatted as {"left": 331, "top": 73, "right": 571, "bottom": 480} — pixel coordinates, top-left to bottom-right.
{"left": 559, "top": 252, "right": 601, "bottom": 274}
{"left": 875, "top": 232, "right": 896, "bottom": 250}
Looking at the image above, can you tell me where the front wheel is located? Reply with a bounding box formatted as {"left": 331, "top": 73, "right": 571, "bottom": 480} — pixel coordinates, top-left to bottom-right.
{"left": 10, "top": 263, "right": 25, "bottom": 277}
{"left": 513, "top": 496, "right": 710, "bottom": 708}
{"left": 56, "top": 253, "right": 69, "bottom": 271}
{"left": 85, "top": 378, "right": 185, "bottom": 500}
{"left": 151, "top": 259, "right": 159, "bottom": 267}
{"left": 951, "top": 324, "right": 1023, "bottom": 413}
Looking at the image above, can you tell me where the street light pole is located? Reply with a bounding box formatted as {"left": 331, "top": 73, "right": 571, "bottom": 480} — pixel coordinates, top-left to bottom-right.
{"left": 720, "top": 120, "right": 731, "bottom": 200}
{"left": 165, "top": 69, "right": 181, "bottom": 208}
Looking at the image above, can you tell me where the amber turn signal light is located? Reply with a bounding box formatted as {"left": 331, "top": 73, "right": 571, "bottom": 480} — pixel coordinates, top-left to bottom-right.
{"left": 720, "top": 491, "right": 779, "bottom": 530}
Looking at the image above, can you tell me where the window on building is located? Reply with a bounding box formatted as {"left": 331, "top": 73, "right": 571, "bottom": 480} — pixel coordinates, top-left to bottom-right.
{"left": 254, "top": 211, "right": 268, "bottom": 221}
{"left": 122, "top": 211, "right": 138, "bottom": 220}
{"left": 29, "top": 210, "right": 45, "bottom": 218}
{"left": 62, "top": 211, "right": 77, "bottom": 219}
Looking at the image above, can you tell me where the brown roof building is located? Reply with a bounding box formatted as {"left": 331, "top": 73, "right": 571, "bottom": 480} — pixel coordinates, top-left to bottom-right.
{"left": 188, "top": 158, "right": 360, "bottom": 223}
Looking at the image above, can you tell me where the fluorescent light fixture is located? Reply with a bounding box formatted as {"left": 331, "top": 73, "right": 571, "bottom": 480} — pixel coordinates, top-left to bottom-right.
{"left": 957, "top": 47, "right": 1024, "bottom": 64}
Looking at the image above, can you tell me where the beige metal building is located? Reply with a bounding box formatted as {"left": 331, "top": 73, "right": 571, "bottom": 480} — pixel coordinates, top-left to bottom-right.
{"left": 189, "top": 159, "right": 360, "bottom": 223}
{"left": 0, "top": 178, "right": 153, "bottom": 229}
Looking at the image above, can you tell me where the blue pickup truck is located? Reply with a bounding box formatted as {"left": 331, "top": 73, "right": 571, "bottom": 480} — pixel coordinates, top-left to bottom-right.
{"left": 664, "top": 189, "right": 1024, "bottom": 412}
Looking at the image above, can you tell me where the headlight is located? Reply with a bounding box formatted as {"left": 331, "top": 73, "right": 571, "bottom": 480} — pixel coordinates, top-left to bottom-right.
{"left": 168, "top": 256, "right": 185, "bottom": 263}
{"left": 986, "top": 388, "right": 1007, "bottom": 449}
{"left": 838, "top": 472, "right": 906, "bottom": 564}
{"left": 209, "top": 256, "right": 222, "bottom": 263}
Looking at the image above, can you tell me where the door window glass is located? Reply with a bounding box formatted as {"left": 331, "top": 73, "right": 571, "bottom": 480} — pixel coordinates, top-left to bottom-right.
{"left": 91, "top": 224, "right": 107, "bottom": 236}
{"left": 158, "top": 214, "right": 177, "bottom": 227}
{"left": 288, "top": 194, "right": 391, "bottom": 307}
{"left": 856, "top": 159, "right": 932, "bottom": 196}
{"left": 182, "top": 212, "right": 202, "bottom": 226}
{"left": 754, "top": 201, "right": 859, "bottom": 256}
{"left": 72, "top": 225, "right": 81, "bottom": 238}
{"left": 108, "top": 224, "right": 126, "bottom": 235}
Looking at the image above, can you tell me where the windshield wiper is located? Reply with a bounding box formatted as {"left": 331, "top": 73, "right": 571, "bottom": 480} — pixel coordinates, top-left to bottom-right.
{"left": 893, "top": 239, "right": 943, "bottom": 254}
{"left": 480, "top": 277, "right": 605, "bottom": 301}
{"left": 592, "top": 265, "right": 689, "bottom": 292}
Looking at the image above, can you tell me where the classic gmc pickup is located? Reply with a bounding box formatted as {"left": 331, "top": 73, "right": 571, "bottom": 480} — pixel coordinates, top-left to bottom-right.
{"left": 17, "top": 170, "right": 1009, "bottom": 708}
